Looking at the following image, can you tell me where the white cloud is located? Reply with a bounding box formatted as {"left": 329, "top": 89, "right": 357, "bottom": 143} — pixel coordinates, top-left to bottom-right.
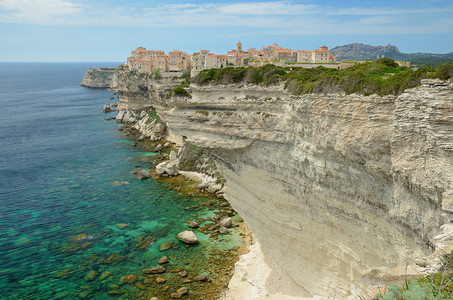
{"left": 327, "top": 6, "right": 453, "bottom": 16}
{"left": 0, "top": 0, "right": 80, "bottom": 23}
{"left": 217, "top": 1, "right": 316, "bottom": 15}
{"left": 0, "top": 0, "right": 452, "bottom": 36}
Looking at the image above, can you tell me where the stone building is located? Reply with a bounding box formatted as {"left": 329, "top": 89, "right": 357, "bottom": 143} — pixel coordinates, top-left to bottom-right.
{"left": 167, "top": 50, "right": 189, "bottom": 72}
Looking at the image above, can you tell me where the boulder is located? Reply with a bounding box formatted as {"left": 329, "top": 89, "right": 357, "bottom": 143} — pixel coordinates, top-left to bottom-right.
{"left": 156, "top": 160, "right": 179, "bottom": 177}
{"left": 138, "top": 170, "right": 151, "bottom": 179}
{"left": 196, "top": 182, "right": 210, "bottom": 190}
{"left": 219, "top": 217, "right": 232, "bottom": 228}
{"left": 143, "top": 266, "right": 166, "bottom": 274}
{"left": 120, "top": 274, "right": 137, "bottom": 284}
{"left": 116, "top": 110, "right": 126, "bottom": 122}
{"left": 177, "top": 287, "right": 188, "bottom": 295}
{"left": 194, "top": 275, "right": 207, "bottom": 281}
{"left": 219, "top": 226, "right": 229, "bottom": 234}
{"left": 188, "top": 221, "right": 199, "bottom": 228}
{"left": 206, "top": 183, "right": 222, "bottom": 194}
{"left": 156, "top": 277, "right": 166, "bottom": 283}
{"left": 178, "top": 270, "right": 188, "bottom": 277}
{"left": 158, "top": 256, "right": 168, "bottom": 264}
{"left": 171, "top": 293, "right": 182, "bottom": 299}
{"left": 176, "top": 231, "right": 198, "bottom": 244}
{"left": 158, "top": 241, "right": 175, "bottom": 251}
{"left": 103, "top": 104, "right": 112, "bottom": 113}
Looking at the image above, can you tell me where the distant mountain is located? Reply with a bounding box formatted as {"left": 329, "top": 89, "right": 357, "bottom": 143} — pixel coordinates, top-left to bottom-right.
{"left": 330, "top": 43, "right": 453, "bottom": 65}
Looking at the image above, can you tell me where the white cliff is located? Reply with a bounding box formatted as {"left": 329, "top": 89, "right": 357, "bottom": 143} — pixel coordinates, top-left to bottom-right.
{"left": 116, "top": 70, "right": 453, "bottom": 298}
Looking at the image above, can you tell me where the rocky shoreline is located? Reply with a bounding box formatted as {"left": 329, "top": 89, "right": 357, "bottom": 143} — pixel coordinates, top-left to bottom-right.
{"left": 101, "top": 100, "right": 253, "bottom": 299}
{"left": 90, "top": 64, "right": 453, "bottom": 298}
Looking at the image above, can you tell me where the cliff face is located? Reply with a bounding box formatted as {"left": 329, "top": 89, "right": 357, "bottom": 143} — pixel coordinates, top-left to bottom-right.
{"left": 117, "top": 72, "right": 453, "bottom": 297}
{"left": 80, "top": 67, "right": 117, "bottom": 88}
{"left": 115, "top": 71, "right": 184, "bottom": 111}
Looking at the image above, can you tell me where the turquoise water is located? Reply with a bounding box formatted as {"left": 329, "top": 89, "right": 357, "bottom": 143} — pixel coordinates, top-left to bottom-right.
{"left": 0, "top": 63, "right": 241, "bottom": 299}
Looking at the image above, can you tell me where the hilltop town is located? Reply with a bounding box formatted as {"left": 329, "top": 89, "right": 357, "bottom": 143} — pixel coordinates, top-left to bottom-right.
{"left": 126, "top": 42, "right": 338, "bottom": 76}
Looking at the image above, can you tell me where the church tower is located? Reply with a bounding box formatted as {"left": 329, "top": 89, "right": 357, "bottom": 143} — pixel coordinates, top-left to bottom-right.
{"left": 236, "top": 41, "right": 242, "bottom": 52}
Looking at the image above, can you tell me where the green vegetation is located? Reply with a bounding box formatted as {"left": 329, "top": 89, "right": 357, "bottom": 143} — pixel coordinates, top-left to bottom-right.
{"left": 178, "top": 143, "right": 222, "bottom": 180}
{"left": 411, "top": 58, "right": 453, "bottom": 67}
{"left": 166, "top": 86, "right": 190, "bottom": 98}
{"left": 154, "top": 69, "right": 162, "bottom": 80}
{"left": 149, "top": 109, "right": 161, "bottom": 123}
{"left": 375, "top": 252, "right": 453, "bottom": 299}
{"left": 88, "top": 69, "right": 114, "bottom": 80}
{"left": 180, "top": 69, "right": 191, "bottom": 79}
{"left": 196, "top": 110, "right": 209, "bottom": 116}
{"left": 193, "top": 58, "right": 453, "bottom": 96}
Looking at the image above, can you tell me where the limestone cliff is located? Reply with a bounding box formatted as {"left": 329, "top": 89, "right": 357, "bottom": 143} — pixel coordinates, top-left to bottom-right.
{"left": 80, "top": 67, "right": 117, "bottom": 88}
{"left": 116, "top": 70, "right": 453, "bottom": 298}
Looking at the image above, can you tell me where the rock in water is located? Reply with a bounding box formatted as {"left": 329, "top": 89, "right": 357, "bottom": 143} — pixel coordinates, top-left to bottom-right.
{"left": 158, "top": 241, "right": 175, "bottom": 251}
{"left": 194, "top": 274, "right": 207, "bottom": 281}
{"left": 177, "top": 287, "right": 188, "bottom": 295}
{"left": 103, "top": 104, "right": 112, "bottom": 113}
{"left": 219, "top": 217, "right": 232, "bottom": 228}
{"left": 138, "top": 170, "right": 151, "bottom": 179}
{"left": 176, "top": 231, "right": 198, "bottom": 244}
{"left": 188, "top": 221, "right": 199, "bottom": 228}
{"left": 84, "top": 270, "right": 97, "bottom": 281}
{"left": 143, "top": 266, "right": 166, "bottom": 274}
{"left": 158, "top": 256, "right": 168, "bottom": 264}
{"left": 219, "top": 226, "right": 229, "bottom": 234}
{"left": 120, "top": 274, "right": 137, "bottom": 284}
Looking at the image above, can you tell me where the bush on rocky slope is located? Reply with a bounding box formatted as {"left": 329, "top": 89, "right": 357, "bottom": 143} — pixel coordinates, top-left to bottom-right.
{"left": 192, "top": 59, "right": 452, "bottom": 96}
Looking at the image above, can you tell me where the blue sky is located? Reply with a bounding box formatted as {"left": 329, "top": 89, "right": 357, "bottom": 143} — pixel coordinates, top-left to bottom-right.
{"left": 0, "top": 0, "right": 452, "bottom": 62}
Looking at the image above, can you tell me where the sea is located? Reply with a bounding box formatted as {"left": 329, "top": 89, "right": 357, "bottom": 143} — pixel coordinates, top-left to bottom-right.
{"left": 0, "top": 63, "right": 241, "bottom": 299}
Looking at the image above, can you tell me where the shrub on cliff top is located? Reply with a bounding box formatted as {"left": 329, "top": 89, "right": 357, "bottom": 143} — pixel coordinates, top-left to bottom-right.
{"left": 436, "top": 63, "right": 453, "bottom": 80}
{"left": 192, "top": 59, "right": 452, "bottom": 96}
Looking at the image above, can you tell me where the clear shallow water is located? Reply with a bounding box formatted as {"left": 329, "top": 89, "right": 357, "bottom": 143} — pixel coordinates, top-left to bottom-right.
{"left": 0, "top": 63, "right": 241, "bottom": 299}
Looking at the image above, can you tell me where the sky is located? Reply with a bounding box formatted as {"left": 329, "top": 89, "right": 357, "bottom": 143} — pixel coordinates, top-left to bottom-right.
{"left": 0, "top": 0, "right": 452, "bottom": 62}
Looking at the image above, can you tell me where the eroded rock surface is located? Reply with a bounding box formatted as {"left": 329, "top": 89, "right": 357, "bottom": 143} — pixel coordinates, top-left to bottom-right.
{"left": 116, "top": 69, "right": 453, "bottom": 298}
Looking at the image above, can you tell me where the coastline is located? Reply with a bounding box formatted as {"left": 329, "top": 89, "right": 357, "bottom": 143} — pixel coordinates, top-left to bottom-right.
{"left": 113, "top": 107, "right": 254, "bottom": 299}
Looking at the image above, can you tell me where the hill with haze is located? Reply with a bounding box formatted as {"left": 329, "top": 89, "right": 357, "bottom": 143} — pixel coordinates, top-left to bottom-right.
{"left": 331, "top": 43, "right": 453, "bottom": 65}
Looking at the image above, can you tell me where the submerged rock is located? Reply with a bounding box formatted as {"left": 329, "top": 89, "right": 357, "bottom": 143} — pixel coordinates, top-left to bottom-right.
{"left": 194, "top": 274, "right": 207, "bottom": 281}
{"left": 84, "top": 270, "right": 97, "bottom": 281}
{"left": 115, "top": 223, "right": 129, "bottom": 229}
{"left": 177, "top": 287, "right": 188, "bottom": 295}
{"left": 138, "top": 170, "right": 151, "bottom": 179}
{"left": 219, "top": 226, "right": 229, "bottom": 234}
{"left": 188, "top": 221, "right": 199, "bottom": 228}
{"left": 120, "top": 274, "right": 137, "bottom": 284}
{"left": 158, "top": 256, "right": 168, "bottom": 264}
{"left": 158, "top": 241, "right": 175, "bottom": 251}
{"left": 99, "top": 271, "right": 112, "bottom": 281}
{"left": 176, "top": 231, "right": 198, "bottom": 244}
{"left": 143, "top": 266, "right": 166, "bottom": 274}
{"left": 156, "top": 276, "right": 166, "bottom": 283}
{"left": 178, "top": 270, "right": 188, "bottom": 277}
{"left": 107, "top": 290, "right": 126, "bottom": 295}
